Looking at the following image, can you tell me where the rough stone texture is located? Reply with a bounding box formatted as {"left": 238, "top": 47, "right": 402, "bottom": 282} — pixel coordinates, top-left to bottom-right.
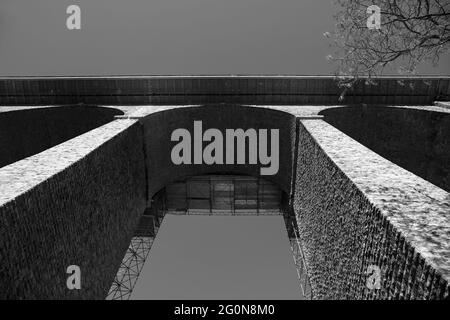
{"left": 0, "top": 119, "right": 146, "bottom": 299}
{"left": 294, "top": 119, "right": 450, "bottom": 300}
{"left": 139, "top": 104, "right": 298, "bottom": 199}
{"left": 1, "top": 76, "right": 449, "bottom": 106}
{"left": 1, "top": 103, "right": 449, "bottom": 300}
{"left": 320, "top": 106, "right": 450, "bottom": 193}
{"left": 113, "top": 104, "right": 325, "bottom": 118}
{"left": 435, "top": 101, "right": 450, "bottom": 109}
{"left": 0, "top": 106, "right": 123, "bottom": 168}
{"left": 4, "top": 103, "right": 448, "bottom": 120}
{"left": 107, "top": 103, "right": 450, "bottom": 119}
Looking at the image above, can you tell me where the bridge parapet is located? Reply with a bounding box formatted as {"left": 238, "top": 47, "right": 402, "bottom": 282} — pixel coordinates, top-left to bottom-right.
{"left": 0, "top": 119, "right": 146, "bottom": 299}
{"left": 295, "top": 119, "right": 450, "bottom": 299}
{"left": 0, "top": 76, "right": 449, "bottom": 106}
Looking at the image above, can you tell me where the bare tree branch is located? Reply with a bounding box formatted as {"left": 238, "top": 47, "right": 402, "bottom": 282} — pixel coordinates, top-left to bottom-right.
{"left": 326, "top": 0, "right": 450, "bottom": 99}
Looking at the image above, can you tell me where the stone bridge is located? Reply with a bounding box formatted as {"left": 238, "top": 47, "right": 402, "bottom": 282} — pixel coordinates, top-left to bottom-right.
{"left": 0, "top": 76, "right": 449, "bottom": 300}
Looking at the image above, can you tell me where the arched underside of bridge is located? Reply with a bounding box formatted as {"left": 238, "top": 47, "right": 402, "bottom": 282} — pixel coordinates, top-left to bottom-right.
{"left": 0, "top": 106, "right": 123, "bottom": 168}
{"left": 106, "top": 174, "right": 305, "bottom": 300}
{"left": 0, "top": 102, "right": 449, "bottom": 300}
{"left": 320, "top": 106, "right": 450, "bottom": 193}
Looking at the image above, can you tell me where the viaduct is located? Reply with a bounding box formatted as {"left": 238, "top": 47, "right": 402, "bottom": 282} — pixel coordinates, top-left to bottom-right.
{"left": 0, "top": 76, "right": 449, "bottom": 300}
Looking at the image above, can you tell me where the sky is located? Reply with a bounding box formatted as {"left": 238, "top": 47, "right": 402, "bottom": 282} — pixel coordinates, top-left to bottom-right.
{"left": 131, "top": 215, "right": 301, "bottom": 300}
{"left": 0, "top": 0, "right": 448, "bottom": 76}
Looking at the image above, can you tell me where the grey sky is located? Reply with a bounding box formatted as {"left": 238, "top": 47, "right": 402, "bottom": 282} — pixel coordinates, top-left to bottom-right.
{"left": 1, "top": 0, "right": 448, "bottom": 76}
{"left": 131, "top": 215, "right": 301, "bottom": 300}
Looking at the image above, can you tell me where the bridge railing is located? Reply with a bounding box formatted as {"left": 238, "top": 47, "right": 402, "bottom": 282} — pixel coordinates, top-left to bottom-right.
{"left": 289, "top": 221, "right": 313, "bottom": 300}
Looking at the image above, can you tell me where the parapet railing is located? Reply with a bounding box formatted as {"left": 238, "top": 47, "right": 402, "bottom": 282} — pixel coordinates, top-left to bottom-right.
{"left": 290, "top": 221, "right": 313, "bottom": 300}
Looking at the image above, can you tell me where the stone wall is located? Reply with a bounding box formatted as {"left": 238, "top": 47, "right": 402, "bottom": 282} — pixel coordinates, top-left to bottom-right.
{"left": 0, "top": 106, "right": 123, "bottom": 168}
{"left": 320, "top": 106, "right": 450, "bottom": 192}
{"left": 294, "top": 119, "right": 450, "bottom": 300}
{"left": 1, "top": 103, "right": 449, "bottom": 300}
{"left": 1, "top": 76, "right": 448, "bottom": 105}
{"left": 140, "top": 105, "right": 297, "bottom": 199}
{"left": 0, "top": 119, "right": 146, "bottom": 299}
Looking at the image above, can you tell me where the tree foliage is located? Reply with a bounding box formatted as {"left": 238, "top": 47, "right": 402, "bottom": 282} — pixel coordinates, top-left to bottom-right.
{"left": 326, "top": 0, "right": 450, "bottom": 99}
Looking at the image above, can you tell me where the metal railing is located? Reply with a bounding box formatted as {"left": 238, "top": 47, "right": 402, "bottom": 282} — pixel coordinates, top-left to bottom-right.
{"left": 289, "top": 221, "right": 313, "bottom": 299}
{"left": 106, "top": 236, "right": 155, "bottom": 300}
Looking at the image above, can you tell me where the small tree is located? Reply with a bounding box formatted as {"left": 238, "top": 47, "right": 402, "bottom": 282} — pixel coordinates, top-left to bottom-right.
{"left": 326, "top": 0, "right": 450, "bottom": 100}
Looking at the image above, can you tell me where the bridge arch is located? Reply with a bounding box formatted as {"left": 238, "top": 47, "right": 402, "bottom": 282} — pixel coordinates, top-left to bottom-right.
{"left": 107, "top": 172, "right": 306, "bottom": 300}
{"left": 0, "top": 102, "right": 449, "bottom": 300}
{"left": 138, "top": 104, "right": 298, "bottom": 201}
{"left": 0, "top": 105, "right": 123, "bottom": 168}
{"left": 319, "top": 106, "right": 450, "bottom": 192}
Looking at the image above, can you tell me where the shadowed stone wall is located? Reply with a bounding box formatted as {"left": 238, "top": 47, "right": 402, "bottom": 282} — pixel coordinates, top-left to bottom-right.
{"left": 294, "top": 120, "right": 450, "bottom": 300}
{"left": 1, "top": 76, "right": 449, "bottom": 106}
{"left": 0, "top": 120, "right": 146, "bottom": 299}
{"left": 0, "top": 106, "right": 123, "bottom": 168}
{"left": 320, "top": 106, "right": 450, "bottom": 193}
{"left": 140, "top": 105, "right": 297, "bottom": 199}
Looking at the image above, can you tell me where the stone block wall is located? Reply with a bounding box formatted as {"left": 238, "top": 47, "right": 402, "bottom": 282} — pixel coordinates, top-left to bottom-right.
{"left": 1, "top": 76, "right": 448, "bottom": 106}
{"left": 0, "top": 120, "right": 146, "bottom": 299}
{"left": 294, "top": 120, "right": 450, "bottom": 300}
{"left": 1, "top": 103, "right": 449, "bottom": 300}
{"left": 140, "top": 105, "right": 297, "bottom": 199}
{"left": 320, "top": 106, "right": 450, "bottom": 192}
{"left": 0, "top": 106, "right": 123, "bottom": 168}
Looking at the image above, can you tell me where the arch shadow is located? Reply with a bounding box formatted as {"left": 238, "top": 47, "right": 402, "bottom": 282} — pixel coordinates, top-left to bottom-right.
{"left": 319, "top": 106, "right": 450, "bottom": 192}
{"left": 139, "top": 104, "right": 298, "bottom": 201}
{"left": 0, "top": 106, "right": 124, "bottom": 168}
